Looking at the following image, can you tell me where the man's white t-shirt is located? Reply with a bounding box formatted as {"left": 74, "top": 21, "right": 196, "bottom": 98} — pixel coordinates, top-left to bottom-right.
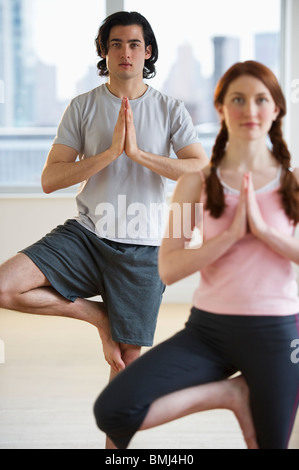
{"left": 53, "top": 84, "right": 199, "bottom": 245}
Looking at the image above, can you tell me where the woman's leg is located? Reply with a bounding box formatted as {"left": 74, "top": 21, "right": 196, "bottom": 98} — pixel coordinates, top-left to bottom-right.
{"left": 139, "top": 374, "right": 258, "bottom": 449}
{"left": 94, "top": 327, "right": 257, "bottom": 449}
{"left": 233, "top": 314, "right": 299, "bottom": 449}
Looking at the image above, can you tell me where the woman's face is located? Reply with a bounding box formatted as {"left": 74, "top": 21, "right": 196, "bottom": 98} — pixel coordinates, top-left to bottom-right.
{"left": 217, "top": 74, "right": 280, "bottom": 142}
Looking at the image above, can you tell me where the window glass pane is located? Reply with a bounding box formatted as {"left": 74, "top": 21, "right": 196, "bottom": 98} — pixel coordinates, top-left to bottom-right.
{"left": 0, "top": 0, "right": 105, "bottom": 192}
{"left": 0, "top": 0, "right": 281, "bottom": 192}
{"left": 126, "top": 0, "right": 281, "bottom": 164}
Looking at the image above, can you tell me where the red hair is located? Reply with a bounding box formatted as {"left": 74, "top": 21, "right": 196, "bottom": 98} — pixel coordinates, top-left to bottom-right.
{"left": 205, "top": 61, "right": 299, "bottom": 224}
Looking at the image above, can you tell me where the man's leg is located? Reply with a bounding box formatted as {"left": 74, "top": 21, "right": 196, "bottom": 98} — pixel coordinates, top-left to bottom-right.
{"left": 0, "top": 253, "right": 125, "bottom": 371}
{"left": 106, "top": 343, "right": 142, "bottom": 449}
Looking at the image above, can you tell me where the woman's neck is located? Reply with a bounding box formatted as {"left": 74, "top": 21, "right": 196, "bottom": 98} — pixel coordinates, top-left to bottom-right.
{"left": 222, "top": 138, "right": 277, "bottom": 172}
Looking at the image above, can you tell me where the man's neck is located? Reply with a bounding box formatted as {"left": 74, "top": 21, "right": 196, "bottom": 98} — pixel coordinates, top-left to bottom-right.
{"left": 106, "top": 79, "right": 148, "bottom": 100}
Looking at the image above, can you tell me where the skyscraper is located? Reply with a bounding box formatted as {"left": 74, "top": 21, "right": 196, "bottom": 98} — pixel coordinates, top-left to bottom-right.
{"left": 255, "top": 32, "right": 280, "bottom": 77}
{"left": 0, "top": 0, "right": 36, "bottom": 126}
{"left": 212, "top": 36, "right": 240, "bottom": 87}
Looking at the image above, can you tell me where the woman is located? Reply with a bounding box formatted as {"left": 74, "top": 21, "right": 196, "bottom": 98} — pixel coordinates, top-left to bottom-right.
{"left": 94, "top": 61, "right": 299, "bottom": 449}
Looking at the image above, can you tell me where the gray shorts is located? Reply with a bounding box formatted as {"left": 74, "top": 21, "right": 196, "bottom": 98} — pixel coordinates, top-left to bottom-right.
{"left": 20, "top": 219, "right": 165, "bottom": 346}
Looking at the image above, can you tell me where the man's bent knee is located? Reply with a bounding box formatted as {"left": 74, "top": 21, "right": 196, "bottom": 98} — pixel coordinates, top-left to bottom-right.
{"left": 0, "top": 253, "right": 49, "bottom": 308}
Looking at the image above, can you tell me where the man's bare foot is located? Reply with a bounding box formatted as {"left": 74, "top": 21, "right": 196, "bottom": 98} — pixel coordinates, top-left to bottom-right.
{"left": 224, "top": 375, "right": 258, "bottom": 449}
{"left": 97, "top": 311, "right": 125, "bottom": 373}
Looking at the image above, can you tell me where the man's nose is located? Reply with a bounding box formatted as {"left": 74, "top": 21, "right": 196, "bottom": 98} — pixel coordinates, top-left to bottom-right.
{"left": 121, "top": 45, "right": 130, "bottom": 58}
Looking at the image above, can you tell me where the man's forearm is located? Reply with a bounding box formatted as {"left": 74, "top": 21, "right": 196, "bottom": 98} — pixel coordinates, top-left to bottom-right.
{"left": 41, "top": 147, "right": 118, "bottom": 193}
{"left": 129, "top": 143, "right": 209, "bottom": 181}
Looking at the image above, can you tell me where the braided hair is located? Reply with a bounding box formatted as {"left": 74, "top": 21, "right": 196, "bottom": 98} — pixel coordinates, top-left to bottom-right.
{"left": 205, "top": 61, "right": 299, "bottom": 223}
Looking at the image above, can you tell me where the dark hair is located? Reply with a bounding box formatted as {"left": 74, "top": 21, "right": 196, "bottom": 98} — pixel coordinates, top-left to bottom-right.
{"left": 95, "top": 11, "right": 158, "bottom": 79}
{"left": 205, "top": 60, "right": 299, "bottom": 224}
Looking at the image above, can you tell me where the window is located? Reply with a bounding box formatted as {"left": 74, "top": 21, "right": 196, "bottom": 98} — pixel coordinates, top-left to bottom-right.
{"left": 0, "top": 0, "right": 281, "bottom": 192}
{"left": 0, "top": 0, "right": 106, "bottom": 192}
{"left": 126, "top": 0, "right": 281, "bottom": 171}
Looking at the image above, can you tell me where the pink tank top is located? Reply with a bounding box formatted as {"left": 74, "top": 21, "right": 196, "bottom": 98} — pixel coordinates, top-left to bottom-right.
{"left": 192, "top": 168, "right": 299, "bottom": 315}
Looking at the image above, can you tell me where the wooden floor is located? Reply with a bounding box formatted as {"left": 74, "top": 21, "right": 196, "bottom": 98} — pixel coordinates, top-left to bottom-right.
{"left": 0, "top": 304, "right": 298, "bottom": 449}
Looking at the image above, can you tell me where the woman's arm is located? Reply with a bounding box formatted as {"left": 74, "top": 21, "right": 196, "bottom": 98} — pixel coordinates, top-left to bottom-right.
{"left": 246, "top": 171, "right": 299, "bottom": 265}
{"left": 158, "top": 172, "right": 247, "bottom": 285}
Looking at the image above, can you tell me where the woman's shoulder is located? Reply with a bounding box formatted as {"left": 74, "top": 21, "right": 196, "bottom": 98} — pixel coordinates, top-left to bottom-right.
{"left": 173, "top": 166, "right": 210, "bottom": 202}
{"left": 178, "top": 166, "right": 209, "bottom": 186}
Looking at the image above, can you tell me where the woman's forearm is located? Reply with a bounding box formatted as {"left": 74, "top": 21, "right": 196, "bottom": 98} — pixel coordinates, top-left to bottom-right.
{"left": 257, "top": 225, "right": 299, "bottom": 265}
{"left": 159, "top": 229, "right": 238, "bottom": 285}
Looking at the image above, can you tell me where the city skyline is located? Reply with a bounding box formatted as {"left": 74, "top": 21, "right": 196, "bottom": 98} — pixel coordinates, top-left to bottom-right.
{"left": 0, "top": 0, "right": 281, "bottom": 190}
{"left": 1, "top": 0, "right": 280, "bottom": 128}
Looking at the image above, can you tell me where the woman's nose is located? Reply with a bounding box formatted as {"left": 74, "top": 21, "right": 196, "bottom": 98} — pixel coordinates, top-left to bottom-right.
{"left": 244, "top": 100, "right": 257, "bottom": 116}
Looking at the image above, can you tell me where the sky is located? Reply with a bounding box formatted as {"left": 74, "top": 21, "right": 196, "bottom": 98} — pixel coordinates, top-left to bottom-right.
{"left": 31, "top": 0, "right": 281, "bottom": 100}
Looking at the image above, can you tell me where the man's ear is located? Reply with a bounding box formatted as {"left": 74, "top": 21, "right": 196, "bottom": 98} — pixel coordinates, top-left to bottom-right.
{"left": 145, "top": 45, "right": 152, "bottom": 59}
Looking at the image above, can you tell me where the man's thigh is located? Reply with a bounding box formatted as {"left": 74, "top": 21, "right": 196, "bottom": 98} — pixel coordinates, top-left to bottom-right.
{"left": 0, "top": 253, "right": 50, "bottom": 294}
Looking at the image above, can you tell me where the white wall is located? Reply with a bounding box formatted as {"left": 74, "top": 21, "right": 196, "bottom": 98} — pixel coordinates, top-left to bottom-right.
{"left": 0, "top": 195, "right": 77, "bottom": 261}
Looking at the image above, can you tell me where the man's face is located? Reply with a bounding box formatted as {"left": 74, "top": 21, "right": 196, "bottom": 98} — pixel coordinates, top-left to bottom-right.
{"left": 104, "top": 24, "right": 152, "bottom": 82}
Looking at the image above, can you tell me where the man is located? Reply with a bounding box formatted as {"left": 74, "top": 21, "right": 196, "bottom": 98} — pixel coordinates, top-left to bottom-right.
{"left": 0, "top": 11, "right": 207, "bottom": 403}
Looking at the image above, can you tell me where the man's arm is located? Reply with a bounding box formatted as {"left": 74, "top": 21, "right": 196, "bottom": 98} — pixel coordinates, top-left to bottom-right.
{"left": 41, "top": 145, "right": 119, "bottom": 193}
{"left": 124, "top": 97, "right": 209, "bottom": 180}
{"left": 127, "top": 143, "right": 208, "bottom": 181}
{"left": 41, "top": 98, "right": 127, "bottom": 193}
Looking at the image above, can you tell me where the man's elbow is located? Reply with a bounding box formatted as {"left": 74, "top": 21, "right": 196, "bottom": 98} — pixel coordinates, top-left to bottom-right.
{"left": 196, "top": 145, "right": 209, "bottom": 168}
{"left": 179, "top": 144, "right": 209, "bottom": 174}
{"left": 41, "top": 172, "right": 54, "bottom": 194}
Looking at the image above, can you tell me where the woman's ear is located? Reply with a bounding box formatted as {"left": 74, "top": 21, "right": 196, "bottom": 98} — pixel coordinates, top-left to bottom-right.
{"left": 273, "top": 105, "right": 280, "bottom": 122}
{"left": 215, "top": 103, "right": 224, "bottom": 122}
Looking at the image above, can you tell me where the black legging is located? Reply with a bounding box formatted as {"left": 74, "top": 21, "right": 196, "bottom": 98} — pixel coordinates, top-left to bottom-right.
{"left": 94, "top": 308, "right": 299, "bottom": 449}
